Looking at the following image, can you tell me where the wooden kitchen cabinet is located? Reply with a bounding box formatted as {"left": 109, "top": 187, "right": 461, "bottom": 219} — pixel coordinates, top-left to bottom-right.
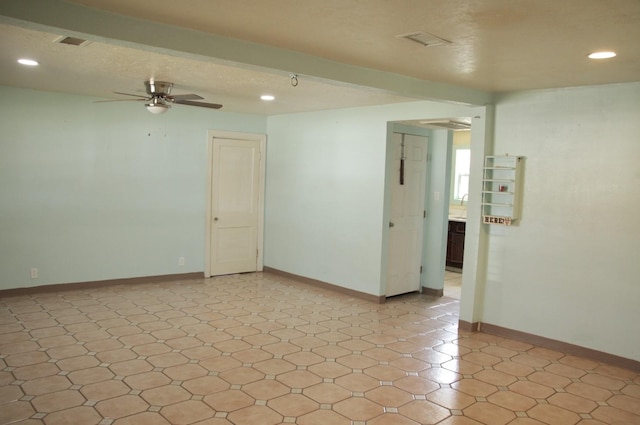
{"left": 446, "top": 220, "right": 465, "bottom": 270}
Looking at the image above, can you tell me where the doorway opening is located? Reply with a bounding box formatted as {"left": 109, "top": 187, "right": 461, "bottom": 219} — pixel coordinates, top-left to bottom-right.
{"left": 385, "top": 118, "right": 472, "bottom": 302}
{"left": 444, "top": 128, "right": 471, "bottom": 300}
{"left": 386, "top": 132, "right": 428, "bottom": 297}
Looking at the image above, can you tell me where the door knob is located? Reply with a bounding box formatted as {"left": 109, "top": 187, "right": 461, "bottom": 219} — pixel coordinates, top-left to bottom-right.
{"left": 389, "top": 222, "right": 395, "bottom": 228}
{"left": 214, "top": 217, "right": 219, "bottom": 221}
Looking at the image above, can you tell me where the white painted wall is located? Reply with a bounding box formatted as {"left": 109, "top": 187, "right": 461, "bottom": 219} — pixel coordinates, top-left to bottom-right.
{"left": 0, "top": 86, "right": 266, "bottom": 289}
{"left": 481, "top": 83, "right": 640, "bottom": 360}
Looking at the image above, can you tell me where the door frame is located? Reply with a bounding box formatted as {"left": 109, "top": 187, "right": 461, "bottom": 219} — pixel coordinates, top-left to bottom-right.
{"left": 205, "top": 130, "right": 267, "bottom": 278}
{"left": 382, "top": 123, "right": 450, "bottom": 297}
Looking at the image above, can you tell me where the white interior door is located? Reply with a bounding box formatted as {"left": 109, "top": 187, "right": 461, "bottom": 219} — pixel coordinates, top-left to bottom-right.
{"left": 208, "top": 135, "right": 264, "bottom": 276}
{"left": 387, "top": 133, "right": 428, "bottom": 296}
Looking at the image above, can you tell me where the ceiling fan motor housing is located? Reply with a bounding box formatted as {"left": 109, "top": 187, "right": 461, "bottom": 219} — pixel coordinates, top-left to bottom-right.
{"left": 145, "top": 80, "right": 173, "bottom": 96}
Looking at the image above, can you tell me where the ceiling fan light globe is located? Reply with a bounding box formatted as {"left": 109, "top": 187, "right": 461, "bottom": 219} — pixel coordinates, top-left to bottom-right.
{"left": 146, "top": 103, "right": 169, "bottom": 114}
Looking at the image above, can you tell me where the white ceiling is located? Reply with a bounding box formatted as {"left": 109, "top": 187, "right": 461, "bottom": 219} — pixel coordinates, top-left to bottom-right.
{"left": 1, "top": 0, "right": 638, "bottom": 115}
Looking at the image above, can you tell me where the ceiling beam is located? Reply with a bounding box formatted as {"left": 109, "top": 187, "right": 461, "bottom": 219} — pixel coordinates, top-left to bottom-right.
{"left": 0, "top": 0, "right": 493, "bottom": 106}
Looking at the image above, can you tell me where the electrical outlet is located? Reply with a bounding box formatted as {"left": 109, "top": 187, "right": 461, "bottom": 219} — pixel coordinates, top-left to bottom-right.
{"left": 178, "top": 257, "right": 185, "bottom": 266}
{"left": 434, "top": 191, "right": 440, "bottom": 201}
{"left": 30, "top": 268, "right": 38, "bottom": 279}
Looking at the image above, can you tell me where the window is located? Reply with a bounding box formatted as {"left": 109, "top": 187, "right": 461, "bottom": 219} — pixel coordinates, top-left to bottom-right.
{"left": 452, "top": 148, "right": 470, "bottom": 202}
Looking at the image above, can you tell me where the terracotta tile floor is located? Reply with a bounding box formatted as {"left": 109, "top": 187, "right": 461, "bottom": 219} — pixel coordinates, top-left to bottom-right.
{"left": 444, "top": 271, "right": 462, "bottom": 300}
{"left": 1, "top": 272, "right": 639, "bottom": 425}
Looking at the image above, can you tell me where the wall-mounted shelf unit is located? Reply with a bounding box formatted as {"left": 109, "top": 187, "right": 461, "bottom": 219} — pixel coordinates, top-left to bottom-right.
{"left": 482, "top": 155, "right": 523, "bottom": 226}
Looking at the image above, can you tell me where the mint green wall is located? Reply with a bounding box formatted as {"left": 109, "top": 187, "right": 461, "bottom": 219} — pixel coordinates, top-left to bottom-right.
{"left": 4, "top": 81, "right": 637, "bottom": 362}
{"left": 0, "top": 86, "right": 266, "bottom": 289}
{"left": 265, "top": 101, "right": 480, "bottom": 296}
{"left": 265, "top": 83, "right": 640, "bottom": 362}
{"left": 264, "top": 106, "right": 389, "bottom": 296}
{"left": 482, "top": 83, "right": 640, "bottom": 361}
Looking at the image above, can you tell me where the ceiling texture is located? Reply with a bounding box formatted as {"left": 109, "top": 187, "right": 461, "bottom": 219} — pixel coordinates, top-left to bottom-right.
{"left": 1, "top": 0, "right": 638, "bottom": 115}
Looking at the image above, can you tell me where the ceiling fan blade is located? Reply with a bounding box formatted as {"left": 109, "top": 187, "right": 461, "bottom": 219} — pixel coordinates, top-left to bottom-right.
{"left": 169, "top": 94, "right": 203, "bottom": 101}
{"left": 93, "top": 98, "right": 148, "bottom": 103}
{"left": 175, "top": 100, "right": 223, "bottom": 109}
{"left": 113, "top": 91, "right": 149, "bottom": 99}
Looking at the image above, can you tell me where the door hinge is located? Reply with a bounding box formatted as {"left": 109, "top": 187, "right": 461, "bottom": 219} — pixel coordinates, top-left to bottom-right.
{"left": 423, "top": 210, "right": 426, "bottom": 219}
{"left": 420, "top": 266, "right": 423, "bottom": 274}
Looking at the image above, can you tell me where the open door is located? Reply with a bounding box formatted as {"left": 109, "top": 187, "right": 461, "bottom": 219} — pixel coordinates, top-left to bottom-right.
{"left": 386, "top": 133, "right": 428, "bottom": 296}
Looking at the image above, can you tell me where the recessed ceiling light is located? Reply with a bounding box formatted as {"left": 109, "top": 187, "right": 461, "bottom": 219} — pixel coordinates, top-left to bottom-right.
{"left": 18, "top": 58, "right": 39, "bottom": 66}
{"left": 261, "top": 95, "right": 275, "bottom": 101}
{"left": 588, "top": 51, "right": 616, "bottom": 59}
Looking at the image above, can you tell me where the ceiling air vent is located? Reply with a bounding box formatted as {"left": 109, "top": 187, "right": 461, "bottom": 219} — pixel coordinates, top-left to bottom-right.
{"left": 53, "top": 36, "right": 91, "bottom": 47}
{"left": 396, "top": 31, "right": 451, "bottom": 48}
